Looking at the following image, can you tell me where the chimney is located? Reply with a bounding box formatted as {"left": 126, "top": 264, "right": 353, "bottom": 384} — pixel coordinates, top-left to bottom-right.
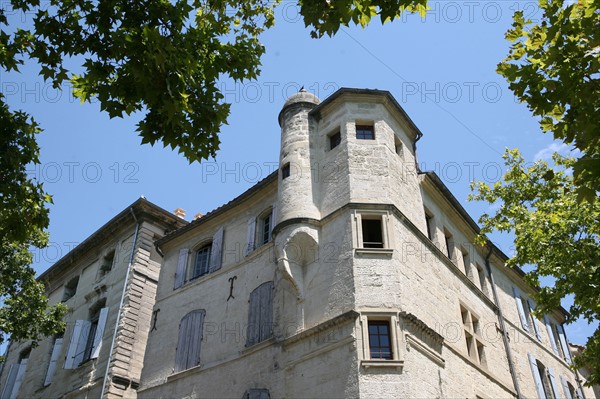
{"left": 194, "top": 213, "right": 203, "bottom": 220}
{"left": 174, "top": 208, "right": 186, "bottom": 219}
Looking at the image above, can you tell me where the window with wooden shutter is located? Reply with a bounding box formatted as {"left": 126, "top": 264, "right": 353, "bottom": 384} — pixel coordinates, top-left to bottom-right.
{"left": 556, "top": 324, "right": 572, "bottom": 363}
{"left": 544, "top": 315, "right": 560, "bottom": 355}
{"left": 527, "top": 298, "right": 543, "bottom": 341}
{"left": 64, "top": 319, "right": 91, "bottom": 369}
{"left": 246, "top": 282, "right": 274, "bottom": 346}
{"left": 44, "top": 336, "right": 64, "bottom": 386}
{"left": 174, "top": 248, "right": 189, "bottom": 289}
{"left": 209, "top": 227, "right": 224, "bottom": 273}
{"left": 513, "top": 286, "right": 531, "bottom": 332}
{"left": 174, "top": 310, "right": 206, "bottom": 372}
{"left": 245, "top": 218, "right": 256, "bottom": 256}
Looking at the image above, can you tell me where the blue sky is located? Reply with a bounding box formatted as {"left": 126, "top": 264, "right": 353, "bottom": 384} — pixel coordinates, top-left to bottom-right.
{"left": 1, "top": 1, "right": 595, "bottom": 346}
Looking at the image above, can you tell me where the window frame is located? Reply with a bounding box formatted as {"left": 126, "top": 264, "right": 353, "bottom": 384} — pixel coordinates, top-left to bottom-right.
{"left": 328, "top": 129, "right": 341, "bottom": 150}
{"left": 257, "top": 208, "right": 273, "bottom": 247}
{"left": 354, "top": 211, "right": 393, "bottom": 255}
{"left": 191, "top": 241, "right": 212, "bottom": 280}
{"left": 460, "top": 304, "right": 486, "bottom": 367}
{"left": 355, "top": 123, "right": 375, "bottom": 140}
{"left": 359, "top": 312, "right": 403, "bottom": 368}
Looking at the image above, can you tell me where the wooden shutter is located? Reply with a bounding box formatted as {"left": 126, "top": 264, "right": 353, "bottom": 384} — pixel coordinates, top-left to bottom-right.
{"left": 246, "top": 287, "right": 261, "bottom": 346}
{"left": 259, "top": 282, "right": 274, "bottom": 342}
{"left": 556, "top": 325, "right": 572, "bottom": 363}
{"left": 560, "top": 376, "right": 573, "bottom": 399}
{"left": 175, "top": 310, "right": 205, "bottom": 372}
{"left": 64, "top": 320, "right": 88, "bottom": 369}
{"left": 528, "top": 299, "right": 543, "bottom": 341}
{"left": 528, "top": 353, "right": 547, "bottom": 399}
{"left": 544, "top": 315, "right": 559, "bottom": 354}
{"left": 44, "top": 338, "right": 64, "bottom": 386}
{"left": 174, "top": 248, "right": 189, "bottom": 289}
{"left": 245, "top": 217, "right": 256, "bottom": 256}
{"left": 209, "top": 227, "right": 224, "bottom": 273}
{"left": 270, "top": 204, "right": 277, "bottom": 235}
{"left": 91, "top": 307, "right": 109, "bottom": 359}
{"left": 513, "top": 286, "right": 530, "bottom": 332}
{"left": 548, "top": 368, "right": 561, "bottom": 399}
{"left": 1, "top": 364, "right": 18, "bottom": 399}
{"left": 73, "top": 320, "right": 91, "bottom": 367}
{"left": 8, "top": 359, "right": 27, "bottom": 399}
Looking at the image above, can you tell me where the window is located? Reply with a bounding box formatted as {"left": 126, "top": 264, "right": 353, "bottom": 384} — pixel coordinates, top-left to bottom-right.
{"left": 359, "top": 312, "right": 402, "bottom": 367}
{"left": 329, "top": 130, "right": 341, "bottom": 150}
{"left": 461, "top": 247, "right": 472, "bottom": 278}
{"left": 243, "top": 389, "right": 270, "bottom": 399}
{"left": 460, "top": 304, "right": 486, "bottom": 366}
{"left": 475, "top": 263, "right": 488, "bottom": 295}
{"left": 191, "top": 243, "right": 212, "bottom": 280}
{"left": 424, "top": 210, "right": 435, "bottom": 240}
{"left": 513, "top": 286, "right": 543, "bottom": 341}
{"left": 368, "top": 321, "right": 392, "bottom": 359}
{"left": 444, "top": 230, "right": 455, "bottom": 261}
{"left": 394, "top": 137, "right": 404, "bottom": 158}
{"left": 246, "top": 282, "right": 274, "bottom": 346}
{"left": 528, "top": 353, "right": 562, "bottom": 399}
{"left": 362, "top": 218, "right": 384, "bottom": 248}
{"left": 259, "top": 212, "right": 272, "bottom": 246}
{"left": 1, "top": 349, "right": 29, "bottom": 399}
{"left": 64, "top": 303, "right": 109, "bottom": 369}
{"left": 281, "top": 163, "right": 290, "bottom": 179}
{"left": 175, "top": 310, "right": 206, "bottom": 372}
{"left": 560, "top": 376, "right": 578, "bottom": 399}
{"left": 356, "top": 124, "right": 375, "bottom": 140}
{"left": 62, "top": 276, "right": 79, "bottom": 302}
{"left": 173, "top": 227, "right": 224, "bottom": 289}
{"left": 99, "top": 249, "right": 115, "bottom": 276}
{"left": 543, "top": 316, "right": 572, "bottom": 363}
{"left": 44, "top": 334, "right": 63, "bottom": 386}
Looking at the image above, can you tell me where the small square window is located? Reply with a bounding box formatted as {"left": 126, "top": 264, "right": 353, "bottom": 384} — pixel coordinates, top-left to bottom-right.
{"left": 368, "top": 320, "right": 392, "bottom": 359}
{"left": 62, "top": 276, "right": 80, "bottom": 302}
{"left": 356, "top": 124, "right": 375, "bottom": 140}
{"left": 281, "top": 163, "right": 290, "bottom": 179}
{"left": 329, "top": 131, "right": 341, "bottom": 150}
{"left": 362, "top": 218, "right": 384, "bottom": 248}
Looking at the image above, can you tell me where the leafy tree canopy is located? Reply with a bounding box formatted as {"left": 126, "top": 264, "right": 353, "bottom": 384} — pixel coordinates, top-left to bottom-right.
{"left": 497, "top": 0, "right": 600, "bottom": 201}
{"left": 470, "top": 149, "right": 600, "bottom": 385}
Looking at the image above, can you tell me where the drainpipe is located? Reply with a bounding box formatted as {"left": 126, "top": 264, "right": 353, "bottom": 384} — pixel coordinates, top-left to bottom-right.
{"left": 561, "top": 323, "right": 587, "bottom": 399}
{"left": 413, "top": 131, "right": 423, "bottom": 173}
{"left": 100, "top": 208, "right": 140, "bottom": 399}
{"left": 485, "top": 244, "right": 523, "bottom": 399}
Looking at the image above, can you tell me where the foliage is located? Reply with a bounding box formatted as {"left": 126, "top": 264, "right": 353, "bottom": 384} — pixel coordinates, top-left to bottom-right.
{"left": 0, "top": 93, "right": 67, "bottom": 349}
{"left": 470, "top": 149, "right": 600, "bottom": 385}
{"left": 498, "top": 0, "right": 600, "bottom": 201}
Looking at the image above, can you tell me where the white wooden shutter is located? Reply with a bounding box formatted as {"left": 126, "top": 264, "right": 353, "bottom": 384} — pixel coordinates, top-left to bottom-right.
{"left": 8, "top": 359, "right": 27, "bottom": 399}
{"left": 73, "top": 320, "right": 91, "bottom": 367}
{"left": 1, "top": 364, "right": 18, "bottom": 399}
{"left": 560, "top": 376, "right": 573, "bottom": 399}
{"left": 64, "top": 320, "right": 87, "bottom": 369}
{"left": 270, "top": 203, "right": 277, "bottom": 235}
{"left": 245, "top": 217, "right": 256, "bottom": 256}
{"left": 209, "top": 227, "right": 224, "bottom": 273}
{"left": 260, "top": 282, "right": 274, "bottom": 342}
{"left": 174, "top": 310, "right": 205, "bottom": 372}
{"left": 544, "top": 315, "right": 559, "bottom": 354}
{"left": 557, "top": 324, "right": 572, "bottom": 363}
{"left": 246, "top": 288, "right": 261, "bottom": 346}
{"left": 576, "top": 386, "right": 584, "bottom": 399}
{"left": 548, "top": 368, "right": 561, "bottom": 399}
{"left": 44, "top": 338, "right": 64, "bottom": 386}
{"left": 528, "top": 298, "right": 543, "bottom": 341}
{"left": 90, "top": 307, "right": 109, "bottom": 359}
{"left": 174, "top": 314, "right": 190, "bottom": 372}
{"left": 174, "top": 248, "right": 189, "bottom": 289}
{"left": 528, "top": 352, "right": 547, "bottom": 399}
{"left": 513, "top": 286, "right": 530, "bottom": 332}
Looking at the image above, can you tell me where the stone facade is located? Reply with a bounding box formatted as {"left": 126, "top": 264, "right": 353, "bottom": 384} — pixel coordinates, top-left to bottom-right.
{"left": 135, "top": 88, "right": 596, "bottom": 399}
{"left": 1, "top": 88, "right": 596, "bottom": 399}
{"left": 0, "top": 198, "right": 186, "bottom": 399}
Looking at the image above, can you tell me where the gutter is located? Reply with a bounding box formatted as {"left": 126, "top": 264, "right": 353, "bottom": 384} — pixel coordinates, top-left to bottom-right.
{"left": 485, "top": 245, "right": 523, "bottom": 399}
{"left": 100, "top": 207, "right": 140, "bottom": 399}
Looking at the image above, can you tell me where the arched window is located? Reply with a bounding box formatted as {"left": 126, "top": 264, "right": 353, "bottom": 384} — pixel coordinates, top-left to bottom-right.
{"left": 175, "top": 310, "right": 206, "bottom": 372}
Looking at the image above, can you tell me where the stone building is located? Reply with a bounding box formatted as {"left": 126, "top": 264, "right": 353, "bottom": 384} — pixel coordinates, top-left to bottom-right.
{"left": 136, "top": 88, "right": 596, "bottom": 398}
{"left": 0, "top": 198, "right": 186, "bottom": 399}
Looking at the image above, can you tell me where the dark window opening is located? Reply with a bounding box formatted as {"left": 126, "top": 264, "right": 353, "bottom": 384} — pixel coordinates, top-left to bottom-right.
{"left": 356, "top": 124, "right": 375, "bottom": 140}
{"left": 425, "top": 213, "right": 434, "bottom": 240}
{"left": 62, "top": 276, "right": 79, "bottom": 302}
{"left": 368, "top": 320, "right": 392, "bottom": 359}
{"left": 100, "top": 249, "right": 115, "bottom": 275}
{"left": 192, "top": 244, "right": 212, "bottom": 279}
{"left": 329, "top": 131, "right": 341, "bottom": 149}
{"left": 281, "top": 163, "right": 290, "bottom": 179}
{"left": 261, "top": 213, "right": 272, "bottom": 245}
{"left": 362, "top": 218, "right": 383, "bottom": 248}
